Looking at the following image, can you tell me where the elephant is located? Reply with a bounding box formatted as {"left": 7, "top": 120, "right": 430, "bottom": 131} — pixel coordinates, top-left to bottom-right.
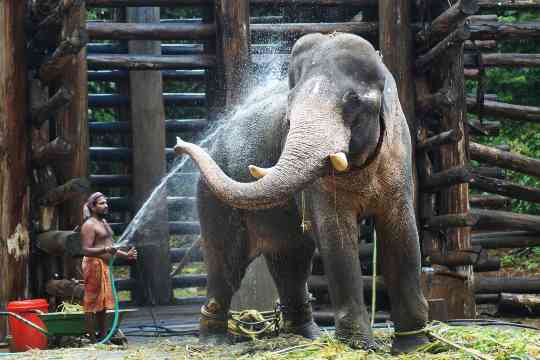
{"left": 174, "top": 32, "right": 429, "bottom": 354}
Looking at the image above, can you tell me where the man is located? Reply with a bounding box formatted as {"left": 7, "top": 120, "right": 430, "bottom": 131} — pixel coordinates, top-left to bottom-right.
{"left": 81, "top": 192, "right": 137, "bottom": 342}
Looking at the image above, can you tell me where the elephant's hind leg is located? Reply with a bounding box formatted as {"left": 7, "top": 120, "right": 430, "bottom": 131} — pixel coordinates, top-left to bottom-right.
{"left": 374, "top": 200, "right": 429, "bottom": 354}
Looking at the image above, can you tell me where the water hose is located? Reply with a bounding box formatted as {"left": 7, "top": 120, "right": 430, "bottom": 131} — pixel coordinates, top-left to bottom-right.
{"left": 98, "top": 254, "right": 120, "bottom": 344}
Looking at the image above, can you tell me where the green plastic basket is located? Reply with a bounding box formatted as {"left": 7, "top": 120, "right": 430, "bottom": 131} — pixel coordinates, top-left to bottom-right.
{"left": 38, "top": 309, "right": 136, "bottom": 336}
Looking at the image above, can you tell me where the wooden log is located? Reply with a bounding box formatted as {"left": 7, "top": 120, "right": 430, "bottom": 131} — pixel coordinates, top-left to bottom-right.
{"left": 421, "top": 166, "right": 472, "bottom": 192}
{"left": 415, "top": 27, "right": 470, "bottom": 73}
{"left": 37, "top": 0, "right": 83, "bottom": 30}
{"left": 464, "top": 40, "right": 496, "bottom": 50}
{"left": 416, "top": 88, "right": 457, "bottom": 114}
{"left": 89, "top": 119, "right": 209, "bottom": 133}
{"left": 87, "top": 22, "right": 216, "bottom": 41}
{"left": 250, "top": 22, "right": 378, "bottom": 36}
{"left": 90, "top": 174, "right": 131, "bottom": 187}
{"left": 379, "top": 0, "right": 416, "bottom": 137}
{"left": 214, "top": 0, "right": 250, "bottom": 110}
{"left": 88, "top": 69, "right": 206, "bottom": 82}
{"left": 87, "top": 42, "right": 204, "bottom": 55}
{"left": 31, "top": 87, "right": 73, "bottom": 127}
{"left": 470, "top": 141, "right": 540, "bottom": 178}
{"left": 423, "top": 213, "right": 477, "bottom": 229}
{"left": 45, "top": 279, "right": 84, "bottom": 302}
{"left": 417, "top": 130, "right": 460, "bottom": 152}
{"left": 88, "top": 93, "right": 206, "bottom": 107}
{"left": 475, "top": 294, "right": 499, "bottom": 304}
{"left": 38, "top": 178, "right": 91, "bottom": 206}
{"left": 471, "top": 208, "right": 540, "bottom": 232}
{"left": 475, "top": 255, "right": 501, "bottom": 272}
{"left": 127, "top": 7, "right": 171, "bottom": 305}
{"left": 39, "top": 32, "right": 88, "bottom": 82}
{"left": 470, "top": 171, "right": 540, "bottom": 203}
{"left": 478, "top": 0, "right": 540, "bottom": 10}
{"left": 474, "top": 167, "right": 505, "bottom": 180}
{"left": 467, "top": 98, "right": 540, "bottom": 123}
{"left": 36, "top": 231, "right": 81, "bottom": 256}
{"left": 475, "top": 277, "right": 540, "bottom": 294}
{"left": 472, "top": 231, "right": 540, "bottom": 249}
{"left": 428, "top": 249, "right": 480, "bottom": 267}
{"left": 416, "top": 0, "right": 478, "bottom": 49}
{"left": 87, "top": 0, "right": 212, "bottom": 6}
{"left": 479, "top": 53, "right": 540, "bottom": 68}
{"left": 467, "top": 119, "right": 500, "bottom": 136}
{"left": 32, "top": 137, "right": 73, "bottom": 167}
{"left": 87, "top": 54, "right": 216, "bottom": 70}
{"left": 0, "top": 0, "right": 30, "bottom": 339}
{"left": 251, "top": 0, "right": 377, "bottom": 4}
{"left": 469, "top": 20, "right": 540, "bottom": 41}
{"left": 470, "top": 195, "right": 510, "bottom": 209}
{"left": 498, "top": 293, "right": 540, "bottom": 315}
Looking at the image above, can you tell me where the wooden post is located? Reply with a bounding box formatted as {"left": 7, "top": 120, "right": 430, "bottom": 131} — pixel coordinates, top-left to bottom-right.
{"left": 127, "top": 7, "right": 171, "bottom": 305}
{"left": 429, "top": 24, "right": 476, "bottom": 317}
{"left": 214, "top": 0, "right": 250, "bottom": 111}
{"left": 56, "top": 1, "right": 88, "bottom": 280}
{"left": 0, "top": 0, "right": 30, "bottom": 340}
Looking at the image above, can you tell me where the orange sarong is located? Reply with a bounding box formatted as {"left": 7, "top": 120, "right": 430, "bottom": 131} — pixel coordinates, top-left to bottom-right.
{"left": 82, "top": 257, "right": 114, "bottom": 313}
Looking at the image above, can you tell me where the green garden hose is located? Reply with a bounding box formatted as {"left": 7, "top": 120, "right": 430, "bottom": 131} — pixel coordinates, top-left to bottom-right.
{"left": 98, "top": 254, "right": 120, "bottom": 345}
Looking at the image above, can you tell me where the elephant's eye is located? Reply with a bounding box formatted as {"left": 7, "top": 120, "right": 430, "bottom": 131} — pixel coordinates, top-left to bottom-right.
{"left": 342, "top": 89, "right": 381, "bottom": 123}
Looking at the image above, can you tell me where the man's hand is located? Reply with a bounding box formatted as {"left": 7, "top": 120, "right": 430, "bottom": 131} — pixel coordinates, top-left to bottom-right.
{"left": 127, "top": 247, "right": 138, "bottom": 261}
{"left": 104, "top": 245, "right": 117, "bottom": 255}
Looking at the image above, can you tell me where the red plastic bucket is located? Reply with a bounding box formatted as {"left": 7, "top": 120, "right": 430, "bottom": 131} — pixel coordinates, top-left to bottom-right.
{"left": 7, "top": 299, "right": 49, "bottom": 352}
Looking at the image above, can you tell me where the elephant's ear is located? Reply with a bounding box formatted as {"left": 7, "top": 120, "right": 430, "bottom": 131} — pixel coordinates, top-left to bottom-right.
{"left": 381, "top": 71, "right": 407, "bottom": 133}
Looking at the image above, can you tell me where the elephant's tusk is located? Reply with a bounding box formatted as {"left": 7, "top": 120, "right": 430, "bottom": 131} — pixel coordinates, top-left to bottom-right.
{"left": 329, "top": 152, "right": 349, "bottom": 172}
{"left": 248, "top": 165, "right": 270, "bottom": 179}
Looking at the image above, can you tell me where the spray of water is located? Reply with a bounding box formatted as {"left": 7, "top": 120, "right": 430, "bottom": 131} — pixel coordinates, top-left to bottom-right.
{"left": 114, "top": 42, "right": 288, "bottom": 248}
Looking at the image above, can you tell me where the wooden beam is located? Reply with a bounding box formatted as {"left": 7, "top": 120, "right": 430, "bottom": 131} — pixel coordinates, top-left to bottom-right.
{"left": 88, "top": 118, "right": 208, "bottom": 133}
{"left": 464, "top": 40, "right": 496, "bottom": 50}
{"left": 250, "top": 22, "right": 378, "bottom": 36}
{"left": 31, "top": 87, "right": 73, "bottom": 127}
{"left": 479, "top": 53, "right": 540, "bottom": 68}
{"left": 467, "top": 97, "right": 540, "bottom": 123}
{"left": 472, "top": 231, "right": 540, "bottom": 249}
{"left": 423, "top": 213, "right": 477, "bottom": 230}
{"left": 37, "top": 0, "right": 83, "bottom": 30}
{"left": 469, "top": 20, "right": 540, "bottom": 41}
{"left": 38, "top": 178, "right": 90, "bottom": 207}
{"left": 478, "top": 0, "right": 540, "bottom": 10}
{"left": 416, "top": 88, "right": 457, "bottom": 113}
{"left": 417, "top": 129, "right": 460, "bottom": 152}
{"left": 0, "top": 0, "right": 30, "bottom": 339}
{"left": 421, "top": 166, "right": 473, "bottom": 192}
{"left": 87, "top": 54, "right": 216, "bottom": 70}
{"left": 88, "top": 93, "right": 206, "bottom": 107}
{"left": 86, "top": 0, "right": 212, "bottom": 6}
{"left": 251, "top": 0, "right": 377, "bottom": 4}
{"left": 38, "top": 31, "right": 87, "bottom": 82}
{"left": 127, "top": 7, "right": 171, "bottom": 305}
{"left": 475, "top": 276, "right": 540, "bottom": 294}
{"left": 90, "top": 174, "right": 131, "bottom": 187}
{"left": 498, "top": 293, "right": 540, "bottom": 316}
{"left": 470, "top": 170, "right": 540, "bottom": 203}
{"left": 32, "top": 137, "right": 73, "bottom": 167}
{"left": 470, "top": 195, "right": 510, "bottom": 210}
{"left": 474, "top": 166, "right": 505, "bottom": 179}
{"left": 87, "top": 42, "right": 204, "bottom": 55}
{"left": 470, "top": 141, "right": 540, "bottom": 178}
{"left": 416, "top": 26, "right": 470, "bottom": 73}
{"left": 87, "top": 22, "right": 215, "bottom": 40}
{"left": 471, "top": 208, "right": 540, "bottom": 232}
{"left": 416, "top": 0, "right": 478, "bottom": 50}
{"left": 88, "top": 69, "right": 206, "bottom": 82}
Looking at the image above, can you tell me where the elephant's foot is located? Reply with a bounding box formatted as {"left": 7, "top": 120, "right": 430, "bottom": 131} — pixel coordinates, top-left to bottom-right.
{"left": 335, "top": 322, "right": 375, "bottom": 350}
{"left": 281, "top": 302, "right": 321, "bottom": 340}
{"left": 199, "top": 299, "right": 229, "bottom": 345}
{"left": 391, "top": 332, "right": 430, "bottom": 355}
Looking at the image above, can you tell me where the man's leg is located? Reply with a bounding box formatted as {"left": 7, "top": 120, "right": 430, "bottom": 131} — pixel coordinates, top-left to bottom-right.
{"left": 85, "top": 312, "right": 97, "bottom": 342}
{"left": 96, "top": 310, "right": 107, "bottom": 340}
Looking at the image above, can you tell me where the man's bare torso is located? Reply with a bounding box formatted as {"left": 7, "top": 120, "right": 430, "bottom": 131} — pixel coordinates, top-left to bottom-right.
{"left": 85, "top": 218, "right": 114, "bottom": 261}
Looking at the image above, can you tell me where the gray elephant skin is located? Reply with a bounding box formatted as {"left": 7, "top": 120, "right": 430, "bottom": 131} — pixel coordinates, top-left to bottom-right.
{"left": 175, "top": 33, "right": 429, "bottom": 354}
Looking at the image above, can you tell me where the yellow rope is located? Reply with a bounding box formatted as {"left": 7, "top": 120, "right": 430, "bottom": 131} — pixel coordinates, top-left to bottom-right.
{"left": 228, "top": 309, "right": 280, "bottom": 340}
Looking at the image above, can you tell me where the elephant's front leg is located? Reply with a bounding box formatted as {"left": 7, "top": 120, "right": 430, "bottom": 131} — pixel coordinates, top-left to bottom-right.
{"left": 375, "top": 200, "right": 429, "bottom": 354}
{"left": 309, "top": 191, "right": 374, "bottom": 349}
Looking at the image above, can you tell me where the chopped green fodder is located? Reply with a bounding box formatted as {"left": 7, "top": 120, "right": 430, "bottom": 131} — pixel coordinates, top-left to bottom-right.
{"left": 3, "top": 323, "right": 539, "bottom": 359}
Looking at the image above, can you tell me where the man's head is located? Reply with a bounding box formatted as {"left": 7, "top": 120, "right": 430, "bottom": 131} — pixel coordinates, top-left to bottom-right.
{"left": 84, "top": 192, "right": 109, "bottom": 220}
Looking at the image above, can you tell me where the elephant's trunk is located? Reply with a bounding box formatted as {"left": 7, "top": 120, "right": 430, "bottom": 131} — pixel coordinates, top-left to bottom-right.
{"left": 175, "top": 80, "right": 347, "bottom": 210}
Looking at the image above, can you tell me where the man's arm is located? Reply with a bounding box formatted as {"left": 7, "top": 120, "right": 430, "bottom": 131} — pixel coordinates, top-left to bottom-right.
{"left": 81, "top": 221, "right": 115, "bottom": 256}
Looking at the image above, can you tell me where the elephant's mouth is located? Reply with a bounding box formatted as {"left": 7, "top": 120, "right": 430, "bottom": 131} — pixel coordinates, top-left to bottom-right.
{"left": 335, "top": 114, "right": 386, "bottom": 175}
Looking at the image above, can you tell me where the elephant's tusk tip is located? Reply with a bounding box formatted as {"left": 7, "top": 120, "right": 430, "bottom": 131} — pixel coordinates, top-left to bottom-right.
{"left": 174, "top": 137, "right": 185, "bottom": 155}
{"left": 329, "top": 152, "right": 349, "bottom": 172}
{"left": 248, "top": 165, "right": 269, "bottom": 179}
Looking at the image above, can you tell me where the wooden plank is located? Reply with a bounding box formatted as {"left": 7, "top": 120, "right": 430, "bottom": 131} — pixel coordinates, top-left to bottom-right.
{"left": 87, "top": 22, "right": 215, "bottom": 40}
{"left": 127, "top": 7, "right": 171, "bottom": 305}
{"left": 0, "top": 0, "right": 30, "bottom": 340}
{"left": 87, "top": 54, "right": 216, "bottom": 70}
